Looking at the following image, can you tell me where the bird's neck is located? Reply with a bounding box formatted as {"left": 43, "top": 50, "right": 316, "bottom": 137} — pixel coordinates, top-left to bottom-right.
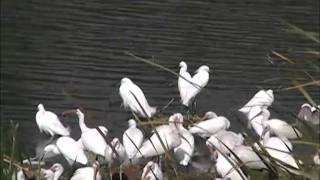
{"left": 79, "top": 116, "right": 90, "bottom": 132}
{"left": 53, "top": 170, "right": 63, "bottom": 180}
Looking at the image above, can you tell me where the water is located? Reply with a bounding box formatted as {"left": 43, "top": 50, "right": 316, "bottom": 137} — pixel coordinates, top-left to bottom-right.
{"left": 1, "top": 0, "right": 319, "bottom": 166}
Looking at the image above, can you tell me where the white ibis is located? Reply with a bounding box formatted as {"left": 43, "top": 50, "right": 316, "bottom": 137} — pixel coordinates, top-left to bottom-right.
{"left": 136, "top": 114, "right": 182, "bottom": 158}
{"left": 171, "top": 113, "right": 195, "bottom": 166}
{"left": 44, "top": 136, "right": 88, "bottom": 165}
{"left": 119, "top": 77, "right": 156, "bottom": 118}
{"left": 141, "top": 161, "right": 163, "bottom": 180}
{"left": 233, "top": 145, "right": 267, "bottom": 170}
{"left": 239, "top": 89, "right": 274, "bottom": 115}
{"left": 262, "top": 119, "right": 302, "bottom": 139}
{"left": 36, "top": 104, "right": 70, "bottom": 136}
{"left": 189, "top": 112, "right": 230, "bottom": 138}
{"left": 207, "top": 143, "right": 248, "bottom": 180}
{"left": 260, "top": 125, "right": 300, "bottom": 172}
{"left": 123, "top": 119, "right": 144, "bottom": 160}
{"left": 206, "top": 130, "right": 244, "bottom": 155}
{"left": 75, "top": 109, "right": 109, "bottom": 157}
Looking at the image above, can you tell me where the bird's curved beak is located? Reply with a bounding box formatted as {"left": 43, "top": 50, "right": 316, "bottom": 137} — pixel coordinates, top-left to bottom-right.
{"left": 207, "top": 144, "right": 218, "bottom": 162}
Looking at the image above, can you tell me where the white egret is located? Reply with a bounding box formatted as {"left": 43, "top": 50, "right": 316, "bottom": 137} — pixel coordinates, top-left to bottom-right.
{"left": 233, "top": 145, "right": 267, "bottom": 170}
{"left": 41, "top": 163, "right": 64, "bottom": 180}
{"left": 119, "top": 77, "right": 156, "bottom": 118}
{"left": 172, "top": 113, "right": 195, "bottom": 166}
{"left": 75, "top": 109, "right": 109, "bottom": 157}
{"left": 261, "top": 125, "right": 299, "bottom": 171}
{"left": 207, "top": 143, "right": 248, "bottom": 180}
{"left": 189, "top": 112, "right": 230, "bottom": 138}
{"left": 206, "top": 130, "right": 244, "bottom": 155}
{"left": 178, "top": 61, "right": 192, "bottom": 106}
{"left": 36, "top": 104, "right": 70, "bottom": 136}
{"left": 239, "top": 89, "right": 274, "bottom": 115}
{"left": 141, "top": 161, "right": 163, "bottom": 180}
{"left": 70, "top": 161, "right": 102, "bottom": 180}
{"left": 182, "top": 65, "right": 210, "bottom": 107}
{"left": 136, "top": 114, "right": 182, "bottom": 158}
{"left": 44, "top": 136, "right": 88, "bottom": 165}
{"left": 123, "top": 119, "right": 144, "bottom": 160}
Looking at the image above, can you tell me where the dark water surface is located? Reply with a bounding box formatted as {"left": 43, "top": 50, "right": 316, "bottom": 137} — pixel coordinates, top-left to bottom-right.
{"left": 1, "top": 0, "right": 319, "bottom": 161}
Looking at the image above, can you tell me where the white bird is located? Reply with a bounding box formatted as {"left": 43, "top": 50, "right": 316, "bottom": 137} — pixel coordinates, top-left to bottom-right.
{"left": 123, "top": 119, "right": 144, "bottom": 160}
{"left": 260, "top": 125, "right": 300, "bottom": 172}
{"left": 136, "top": 114, "right": 182, "bottom": 158}
{"left": 141, "top": 161, "right": 163, "bottom": 180}
{"left": 262, "top": 119, "right": 302, "bottom": 139}
{"left": 172, "top": 113, "right": 195, "bottom": 166}
{"left": 189, "top": 112, "right": 230, "bottom": 138}
{"left": 233, "top": 145, "right": 267, "bottom": 170}
{"left": 207, "top": 143, "right": 248, "bottom": 180}
{"left": 119, "top": 77, "right": 156, "bottom": 118}
{"left": 75, "top": 109, "right": 109, "bottom": 157}
{"left": 35, "top": 104, "right": 70, "bottom": 136}
{"left": 178, "top": 61, "right": 192, "bottom": 106}
{"left": 44, "top": 136, "right": 88, "bottom": 165}
{"left": 105, "top": 137, "right": 127, "bottom": 165}
{"left": 206, "top": 130, "right": 244, "bottom": 155}
{"left": 180, "top": 64, "right": 210, "bottom": 107}
{"left": 70, "top": 161, "right": 102, "bottom": 180}
{"left": 239, "top": 89, "right": 274, "bottom": 115}
{"left": 41, "top": 163, "right": 64, "bottom": 180}
{"left": 247, "top": 106, "right": 271, "bottom": 136}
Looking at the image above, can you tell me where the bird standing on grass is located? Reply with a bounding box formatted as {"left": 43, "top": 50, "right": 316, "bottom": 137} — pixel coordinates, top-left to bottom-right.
{"left": 36, "top": 104, "right": 70, "bottom": 136}
{"left": 178, "top": 62, "right": 210, "bottom": 108}
{"left": 119, "top": 77, "right": 157, "bottom": 118}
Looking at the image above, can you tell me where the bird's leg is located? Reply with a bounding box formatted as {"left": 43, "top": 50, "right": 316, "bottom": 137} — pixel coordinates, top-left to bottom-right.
{"left": 109, "top": 165, "right": 112, "bottom": 180}
{"left": 119, "top": 165, "right": 123, "bottom": 180}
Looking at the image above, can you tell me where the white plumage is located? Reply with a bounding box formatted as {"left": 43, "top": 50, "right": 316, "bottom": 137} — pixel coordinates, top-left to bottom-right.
{"left": 119, "top": 77, "right": 157, "bottom": 118}
{"left": 233, "top": 145, "right": 267, "bottom": 170}
{"left": 44, "top": 136, "right": 88, "bottom": 165}
{"left": 207, "top": 143, "right": 248, "bottom": 180}
{"left": 239, "top": 89, "right": 274, "bottom": 115}
{"left": 178, "top": 62, "right": 210, "bottom": 106}
{"left": 123, "top": 119, "right": 144, "bottom": 159}
{"left": 35, "top": 104, "right": 70, "bottom": 136}
{"left": 262, "top": 119, "right": 302, "bottom": 139}
{"left": 75, "top": 109, "right": 109, "bottom": 157}
{"left": 189, "top": 112, "right": 230, "bottom": 138}
{"left": 70, "top": 161, "right": 102, "bottom": 180}
{"left": 207, "top": 130, "right": 244, "bottom": 155}
{"left": 105, "top": 137, "right": 127, "bottom": 165}
{"left": 172, "top": 113, "right": 195, "bottom": 166}
{"left": 261, "top": 125, "right": 299, "bottom": 171}
{"left": 136, "top": 114, "right": 182, "bottom": 158}
{"left": 141, "top": 161, "right": 163, "bottom": 180}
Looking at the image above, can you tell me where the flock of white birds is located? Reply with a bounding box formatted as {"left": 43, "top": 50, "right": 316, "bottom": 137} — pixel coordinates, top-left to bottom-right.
{"left": 17, "top": 61, "right": 319, "bottom": 180}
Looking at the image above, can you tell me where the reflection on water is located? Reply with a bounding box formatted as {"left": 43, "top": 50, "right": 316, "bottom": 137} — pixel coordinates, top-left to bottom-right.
{"left": 1, "top": 0, "right": 319, "bottom": 169}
